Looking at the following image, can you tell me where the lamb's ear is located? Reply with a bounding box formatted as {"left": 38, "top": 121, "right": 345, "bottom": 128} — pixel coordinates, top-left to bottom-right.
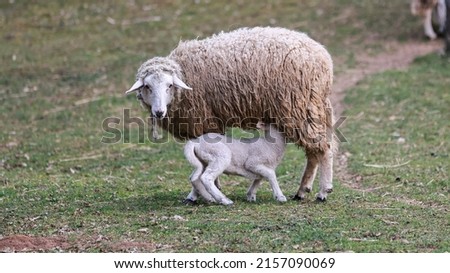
{"left": 173, "top": 74, "right": 192, "bottom": 90}
{"left": 256, "top": 121, "right": 265, "bottom": 129}
{"left": 125, "top": 79, "right": 144, "bottom": 94}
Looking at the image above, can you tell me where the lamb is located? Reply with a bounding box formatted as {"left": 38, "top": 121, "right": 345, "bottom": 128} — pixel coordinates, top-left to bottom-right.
{"left": 411, "top": 0, "right": 447, "bottom": 40}
{"left": 184, "top": 121, "right": 287, "bottom": 205}
{"left": 125, "top": 27, "right": 335, "bottom": 202}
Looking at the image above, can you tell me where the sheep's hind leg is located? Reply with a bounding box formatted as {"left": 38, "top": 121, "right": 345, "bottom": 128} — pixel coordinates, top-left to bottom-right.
{"left": 248, "top": 165, "right": 286, "bottom": 202}
{"left": 316, "top": 148, "right": 333, "bottom": 202}
{"left": 184, "top": 179, "right": 217, "bottom": 204}
{"left": 200, "top": 155, "right": 233, "bottom": 205}
{"left": 183, "top": 188, "right": 199, "bottom": 205}
{"left": 294, "top": 152, "right": 318, "bottom": 200}
{"left": 246, "top": 179, "right": 262, "bottom": 202}
{"left": 185, "top": 163, "right": 216, "bottom": 204}
{"left": 214, "top": 177, "right": 222, "bottom": 190}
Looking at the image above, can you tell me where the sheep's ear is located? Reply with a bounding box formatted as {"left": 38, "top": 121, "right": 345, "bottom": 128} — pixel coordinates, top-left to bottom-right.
{"left": 173, "top": 74, "right": 192, "bottom": 90}
{"left": 125, "top": 79, "right": 143, "bottom": 94}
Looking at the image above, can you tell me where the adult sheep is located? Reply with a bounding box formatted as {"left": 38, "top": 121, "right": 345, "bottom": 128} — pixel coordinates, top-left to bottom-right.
{"left": 125, "top": 27, "right": 335, "bottom": 201}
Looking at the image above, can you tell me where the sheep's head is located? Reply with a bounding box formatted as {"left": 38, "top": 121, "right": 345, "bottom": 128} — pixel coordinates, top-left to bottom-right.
{"left": 125, "top": 71, "right": 191, "bottom": 118}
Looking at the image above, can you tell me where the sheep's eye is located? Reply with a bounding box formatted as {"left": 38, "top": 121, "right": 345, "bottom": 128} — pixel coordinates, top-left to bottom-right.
{"left": 136, "top": 93, "right": 143, "bottom": 100}
{"left": 168, "top": 84, "right": 173, "bottom": 89}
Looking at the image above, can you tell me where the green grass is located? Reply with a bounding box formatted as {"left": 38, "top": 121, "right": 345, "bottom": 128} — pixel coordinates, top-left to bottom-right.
{"left": 1, "top": 0, "right": 449, "bottom": 252}
{"left": 341, "top": 55, "right": 450, "bottom": 250}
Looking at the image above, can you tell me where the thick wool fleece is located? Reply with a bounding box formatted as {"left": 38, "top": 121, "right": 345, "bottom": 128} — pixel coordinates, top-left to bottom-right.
{"left": 137, "top": 27, "right": 333, "bottom": 152}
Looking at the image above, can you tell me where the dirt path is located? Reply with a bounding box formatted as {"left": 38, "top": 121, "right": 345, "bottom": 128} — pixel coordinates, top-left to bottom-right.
{"left": 332, "top": 39, "right": 443, "bottom": 188}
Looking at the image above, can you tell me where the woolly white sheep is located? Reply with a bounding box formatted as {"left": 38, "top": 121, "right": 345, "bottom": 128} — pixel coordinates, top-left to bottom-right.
{"left": 125, "top": 27, "right": 335, "bottom": 202}
{"left": 184, "top": 121, "right": 287, "bottom": 205}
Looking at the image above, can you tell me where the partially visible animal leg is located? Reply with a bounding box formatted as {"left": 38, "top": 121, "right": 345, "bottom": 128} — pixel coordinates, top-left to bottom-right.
{"left": 200, "top": 154, "right": 233, "bottom": 205}
{"left": 316, "top": 147, "right": 334, "bottom": 202}
{"left": 424, "top": 8, "right": 438, "bottom": 39}
{"left": 246, "top": 179, "right": 262, "bottom": 202}
{"left": 436, "top": 0, "right": 447, "bottom": 33}
{"left": 247, "top": 165, "right": 286, "bottom": 202}
{"left": 214, "top": 177, "right": 222, "bottom": 190}
{"left": 184, "top": 187, "right": 199, "bottom": 204}
{"left": 294, "top": 152, "right": 319, "bottom": 200}
{"left": 185, "top": 178, "right": 216, "bottom": 203}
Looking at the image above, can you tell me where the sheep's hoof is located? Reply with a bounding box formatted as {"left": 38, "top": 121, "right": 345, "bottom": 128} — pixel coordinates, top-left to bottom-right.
{"left": 247, "top": 196, "right": 257, "bottom": 202}
{"left": 182, "top": 198, "right": 198, "bottom": 206}
{"left": 292, "top": 194, "right": 305, "bottom": 201}
{"left": 315, "top": 196, "right": 327, "bottom": 202}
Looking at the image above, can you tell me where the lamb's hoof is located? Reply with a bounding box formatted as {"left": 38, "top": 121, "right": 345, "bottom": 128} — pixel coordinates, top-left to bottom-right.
{"left": 221, "top": 199, "right": 234, "bottom": 206}
{"left": 276, "top": 195, "right": 287, "bottom": 202}
{"left": 182, "top": 198, "right": 198, "bottom": 205}
{"left": 292, "top": 194, "right": 305, "bottom": 201}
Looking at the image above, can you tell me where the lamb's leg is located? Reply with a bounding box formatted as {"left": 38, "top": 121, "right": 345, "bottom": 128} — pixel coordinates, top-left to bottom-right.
{"left": 200, "top": 154, "right": 233, "bottom": 205}
{"left": 185, "top": 144, "right": 214, "bottom": 203}
{"left": 184, "top": 179, "right": 216, "bottom": 204}
{"left": 246, "top": 179, "right": 262, "bottom": 202}
{"left": 424, "top": 8, "right": 437, "bottom": 39}
{"left": 184, "top": 187, "right": 199, "bottom": 204}
{"left": 294, "top": 153, "right": 318, "bottom": 200}
{"left": 185, "top": 166, "right": 216, "bottom": 203}
{"left": 316, "top": 147, "right": 333, "bottom": 202}
{"left": 201, "top": 174, "right": 233, "bottom": 205}
{"left": 214, "top": 177, "right": 221, "bottom": 190}
{"left": 247, "top": 165, "right": 286, "bottom": 202}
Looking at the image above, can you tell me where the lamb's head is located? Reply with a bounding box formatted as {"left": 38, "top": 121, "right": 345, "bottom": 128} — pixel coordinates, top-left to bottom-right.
{"left": 125, "top": 58, "right": 192, "bottom": 119}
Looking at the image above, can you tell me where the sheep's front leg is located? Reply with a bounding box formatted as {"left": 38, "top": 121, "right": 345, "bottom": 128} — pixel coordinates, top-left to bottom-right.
{"left": 316, "top": 148, "right": 333, "bottom": 202}
{"left": 246, "top": 179, "right": 262, "bottom": 202}
{"left": 294, "top": 153, "right": 318, "bottom": 200}
{"left": 248, "top": 165, "right": 286, "bottom": 202}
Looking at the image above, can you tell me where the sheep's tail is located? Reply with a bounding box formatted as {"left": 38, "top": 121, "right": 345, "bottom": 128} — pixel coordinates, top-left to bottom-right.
{"left": 184, "top": 140, "right": 204, "bottom": 182}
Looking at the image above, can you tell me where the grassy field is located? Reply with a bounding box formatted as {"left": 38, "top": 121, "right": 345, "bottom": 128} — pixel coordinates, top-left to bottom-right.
{"left": 1, "top": 0, "right": 449, "bottom": 252}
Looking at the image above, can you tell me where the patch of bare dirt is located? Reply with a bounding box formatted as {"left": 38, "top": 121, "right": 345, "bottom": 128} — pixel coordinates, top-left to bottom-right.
{"left": 0, "top": 235, "right": 69, "bottom": 252}
{"left": 0, "top": 234, "right": 168, "bottom": 253}
{"left": 331, "top": 40, "right": 442, "bottom": 117}
{"left": 331, "top": 39, "right": 443, "bottom": 189}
